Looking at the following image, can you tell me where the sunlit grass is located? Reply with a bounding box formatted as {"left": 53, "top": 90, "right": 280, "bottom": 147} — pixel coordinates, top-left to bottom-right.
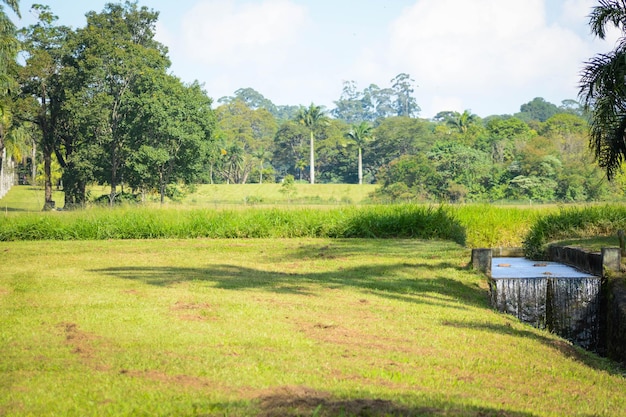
{"left": 524, "top": 204, "right": 626, "bottom": 259}
{"left": 1, "top": 238, "right": 624, "bottom": 416}
{"left": 0, "top": 185, "right": 64, "bottom": 212}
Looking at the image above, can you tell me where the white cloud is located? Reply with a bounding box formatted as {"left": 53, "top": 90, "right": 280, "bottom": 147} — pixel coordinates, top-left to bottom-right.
{"left": 179, "top": 0, "right": 308, "bottom": 67}
{"left": 352, "top": 0, "right": 612, "bottom": 117}
{"left": 156, "top": 0, "right": 315, "bottom": 104}
{"left": 154, "top": 0, "right": 626, "bottom": 116}
{"left": 561, "top": 0, "right": 593, "bottom": 24}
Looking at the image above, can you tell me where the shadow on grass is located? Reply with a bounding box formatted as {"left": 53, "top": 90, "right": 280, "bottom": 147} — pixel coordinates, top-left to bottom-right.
{"left": 441, "top": 320, "right": 625, "bottom": 377}
{"left": 92, "top": 261, "right": 487, "bottom": 310}
{"left": 91, "top": 258, "right": 626, "bottom": 376}
{"left": 209, "top": 385, "right": 540, "bottom": 417}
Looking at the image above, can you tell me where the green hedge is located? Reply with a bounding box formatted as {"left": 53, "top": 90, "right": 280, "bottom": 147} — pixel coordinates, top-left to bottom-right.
{"left": 0, "top": 205, "right": 466, "bottom": 244}
{"left": 523, "top": 205, "right": 626, "bottom": 259}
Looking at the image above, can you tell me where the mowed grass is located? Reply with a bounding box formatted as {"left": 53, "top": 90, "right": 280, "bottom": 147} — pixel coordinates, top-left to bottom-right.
{"left": 0, "top": 186, "right": 64, "bottom": 213}
{"left": 183, "top": 183, "right": 379, "bottom": 205}
{"left": 1, "top": 238, "right": 625, "bottom": 417}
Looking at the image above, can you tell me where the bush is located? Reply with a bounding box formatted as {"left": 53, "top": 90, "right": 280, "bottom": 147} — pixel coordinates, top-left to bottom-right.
{"left": 0, "top": 205, "right": 466, "bottom": 244}
{"left": 523, "top": 205, "right": 626, "bottom": 259}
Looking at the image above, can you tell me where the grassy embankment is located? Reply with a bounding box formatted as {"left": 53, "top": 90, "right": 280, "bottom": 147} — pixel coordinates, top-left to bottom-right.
{"left": 1, "top": 185, "right": 625, "bottom": 416}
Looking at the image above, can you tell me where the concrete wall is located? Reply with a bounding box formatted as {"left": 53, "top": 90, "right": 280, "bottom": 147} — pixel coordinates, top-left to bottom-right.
{"left": 547, "top": 245, "right": 626, "bottom": 366}
{"left": 605, "top": 276, "right": 626, "bottom": 366}
{"left": 475, "top": 245, "right": 626, "bottom": 365}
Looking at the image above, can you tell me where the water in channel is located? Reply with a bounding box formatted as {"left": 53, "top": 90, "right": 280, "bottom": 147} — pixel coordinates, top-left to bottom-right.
{"left": 490, "top": 257, "right": 601, "bottom": 351}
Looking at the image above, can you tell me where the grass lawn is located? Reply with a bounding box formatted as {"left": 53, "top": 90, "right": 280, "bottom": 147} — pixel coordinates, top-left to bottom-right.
{"left": 0, "top": 186, "right": 64, "bottom": 213}
{"left": 1, "top": 238, "right": 624, "bottom": 416}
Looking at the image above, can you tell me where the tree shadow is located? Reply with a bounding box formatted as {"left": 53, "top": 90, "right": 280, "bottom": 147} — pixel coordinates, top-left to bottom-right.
{"left": 274, "top": 239, "right": 466, "bottom": 261}
{"left": 440, "top": 320, "right": 625, "bottom": 377}
{"left": 206, "top": 385, "right": 540, "bottom": 417}
{"left": 91, "top": 260, "right": 488, "bottom": 310}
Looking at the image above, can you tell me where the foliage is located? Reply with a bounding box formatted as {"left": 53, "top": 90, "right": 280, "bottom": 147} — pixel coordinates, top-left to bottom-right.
{"left": 579, "top": 0, "right": 626, "bottom": 180}
{"left": 523, "top": 204, "right": 626, "bottom": 259}
{"left": 5, "top": 0, "right": 622, "bottom": 207}
{"left": 0, "top": 204, "right": 465, "bottom": 244}
{"left": 295, "top": 103, "right": 328, "bottom": 184}
{"left": 516, "top": 97, "right": 561, "bottom": 122}
{"left": 331, "top": 75, "right": 420, "bottom": 123}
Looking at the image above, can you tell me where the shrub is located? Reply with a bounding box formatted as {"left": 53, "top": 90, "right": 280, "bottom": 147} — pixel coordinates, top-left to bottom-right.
{"left": 523, "top": 205, "right": 626, "bottom": 259}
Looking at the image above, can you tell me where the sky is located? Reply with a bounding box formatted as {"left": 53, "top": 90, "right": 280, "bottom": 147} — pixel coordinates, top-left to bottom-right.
{"left": 9, "top": 0, "right": 624, "bottom": 118}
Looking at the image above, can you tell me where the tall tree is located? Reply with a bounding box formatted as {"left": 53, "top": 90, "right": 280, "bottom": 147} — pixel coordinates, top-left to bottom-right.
{"left": 516, "top": 97, "right": 560, "bottom": 122}
{"left": 0, "top": 0, "right": 20, "bottom": 197}
{"left": 345, "top": 121, "right": 373, "bottom": 184}
{"left": 66, "top": 1, "right": 170, "bottom": 205}
{"left": 332, "top": 80, "right": 366, "bottom": 123}
{"left": 214, "top": 99, "right": 277, "bottom": 184}
{"left": 296, "top": 103, "right": 327, "bottom": 184}
{"left": 580, "top": 0, "right": 626, "bottom": 179}
{"left": 125, "top": 74, "right": 214, "bottom": 203}
{"left": 18, "top": 4, "right": 71, "bottom": 209}
{"left": 391, "top": 73, "right": 420, "bottom": 117}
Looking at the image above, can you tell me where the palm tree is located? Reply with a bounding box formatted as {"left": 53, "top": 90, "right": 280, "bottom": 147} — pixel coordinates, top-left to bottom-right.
{"left": 579, "top": 0, "right": 626, "bottom": 179}
{"left": 295, "top": 159, "right": 306, "bottom": 181}
{"left": 447, "top": 110, "right": 478, "bottom": 134}
{"left": 252, "top": 146, "right": 272, "bottom": 184}
{"left": 345, "top": 121, "right": 373, "bottom": 184}
{"left": 296, "top": 103, "right": 327, "bottom": 184}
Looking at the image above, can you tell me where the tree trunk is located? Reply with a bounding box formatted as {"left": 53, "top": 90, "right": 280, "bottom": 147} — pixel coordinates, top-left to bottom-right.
{"left": 309, "top": 130, "right": 315, "bottom": 184}
{"left": 109, "top": 151, "right": 117, "bottom": 207}
{"left": 43, "top": 152, "right": 54, "bottom": 211}
{"left": 358, "top": 147, "right": 363, "bottom": 185}
{"left": 31, "top": 143, "right": 37, "bottom": 185}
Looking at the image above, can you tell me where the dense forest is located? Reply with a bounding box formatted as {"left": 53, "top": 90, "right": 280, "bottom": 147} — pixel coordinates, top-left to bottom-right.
{"left": 1, "top": 1, "right": 624, "bottom": 208}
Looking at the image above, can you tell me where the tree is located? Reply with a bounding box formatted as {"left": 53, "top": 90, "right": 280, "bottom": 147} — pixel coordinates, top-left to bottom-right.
{"left": 252, "top": 146, "right": 272, "bottom": 184}
{"left": 296, "top": 103, "right": 327, "bottom": 184}
{"left": 272, "top": 120, "right": 307, "bottom": 180}
{"left": 0, "top": 0, "right": 20, "bottom": 199}
{"left": 0, "top": 0, "right": 20, "bottom": 96}
{"left": 332, "top": 80, "right": 366, "bottom": 123}
{"left": 218, "top": 87, "right": 278, "bottom": 115}
{"left": 391, "top": 73, "right": 420, "bottom": 117}
{"left": 516, "top": 97, "right": 559, "bottom": 122}
{"left": 447, "top": 110, "right": 479, "bottom": 134}
{"left": 345, "top": 121, "right": 373, "bottom": 184}
{"left": 18, "top": 4, "right": 71, "bottom": 209}
{"left": 579, "top": 0, "right": 626, "bottom": 179}
{"left": 65, "top": 1, "right": 170, "bottom": 205}
{"left": 214, "top": 99, "right": 277, "bottom": 183}
{"left": 370, "top": 116, "right": 436, "bottom": 168}
{"left": 125, "top": 74, "right": 215, "bottom": 203}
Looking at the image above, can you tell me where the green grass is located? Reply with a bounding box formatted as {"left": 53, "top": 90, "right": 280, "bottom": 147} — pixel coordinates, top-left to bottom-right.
{"left": 0, "top": 186, "right": 64, "bottom": 212}
{"left": 1, "top": 186, "right": 559, "bottom": 248}
{"left": 455, "top": 204, "right": 553, "bottom": 249}
{"left": 1, "top": 238, "right": 624, "bottom": 417}
{"left": 184, "top": 183, "right": 379, "bottom": 205}
{"left": 524, "top": 205, "right": 626, "bottom": 259}
{"left": 0, "top": 205, "right": 466, "bottom": 243}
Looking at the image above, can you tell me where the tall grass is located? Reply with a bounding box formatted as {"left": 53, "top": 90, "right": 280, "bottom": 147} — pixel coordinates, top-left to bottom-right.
{"left": 0, "top": 205, "right": 466, "bottom": 244}
{"left": 524, "top": 205, "right": 626, "bottom": 259}
{"left": 454, "top": 204, "right": 552, "bottom": 248}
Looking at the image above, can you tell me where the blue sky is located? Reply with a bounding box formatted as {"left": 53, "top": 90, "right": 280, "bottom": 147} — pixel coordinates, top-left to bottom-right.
{"left": 10, "top": 0, "right": 622, "bottom": 118}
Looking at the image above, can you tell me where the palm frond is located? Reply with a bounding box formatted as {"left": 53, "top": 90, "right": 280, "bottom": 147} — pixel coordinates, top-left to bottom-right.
{"left": 589, "top": 0, "right": 626, "bottom": 39}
